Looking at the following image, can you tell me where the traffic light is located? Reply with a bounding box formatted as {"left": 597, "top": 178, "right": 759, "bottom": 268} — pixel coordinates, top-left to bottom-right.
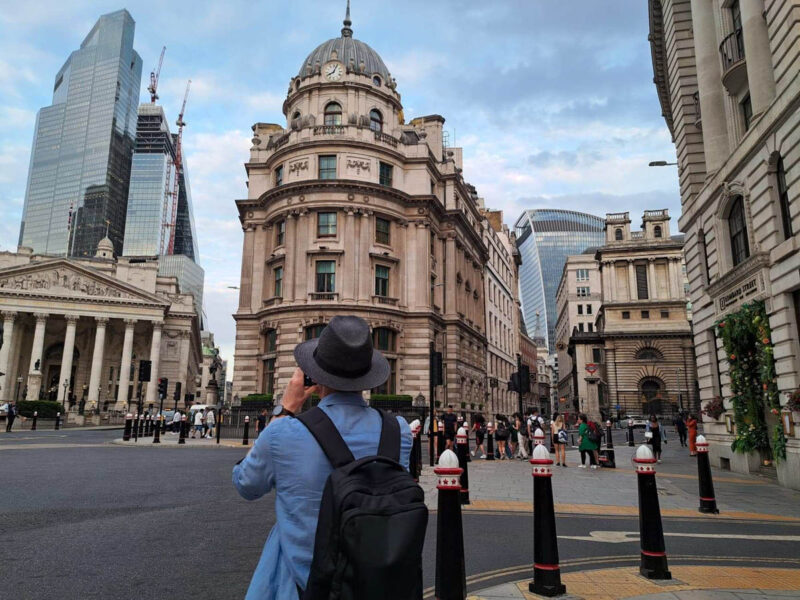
{"left": 430, "top": 351, "right": 443, "bottom": 387}
{"left": 139, "top": 360, "right": 152, "bottom": 382}
{"left": 173, "top": 381, "right": 182, "bottom": 402}
{"left": 519, "top": 364, "right": 531, "bottom": 394}
{"left": 158, "top": 377, "right": 168, "bottom": 399}
{"left": 508, "top": 372, "right": 520, "bottom": 393}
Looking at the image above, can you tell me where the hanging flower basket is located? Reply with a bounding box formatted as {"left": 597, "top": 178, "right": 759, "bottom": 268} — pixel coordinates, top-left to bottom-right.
{"left": 703, "top": 396, "right": 725, "bottom": 420}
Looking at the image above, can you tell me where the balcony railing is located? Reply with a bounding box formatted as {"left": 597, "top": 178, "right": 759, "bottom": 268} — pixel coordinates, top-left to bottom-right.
{"left": 313, "top": 125, "right": 345, "bottom": 136}
{"left": 631, "top": 231, "right": 644, "bottom": 240}
{"left": 719, "top": 29, "right": 745, "bottom": 71}
{"left": 372, "top": 295, "right": 399, "bottom": 306}
{"left": 309, "top": 292, "right": 339, "bottom": 301}
{"left": 693, "top": 91, "right": 702, "bottom": 130}
{"left": 606, "top": 212, "right": 629, "bottom": 223}
{"left": 643, "top": 209, "right": 669, "bottom": 219}
{"left": 374, "top": 131, "right": 398, "bottom": 148}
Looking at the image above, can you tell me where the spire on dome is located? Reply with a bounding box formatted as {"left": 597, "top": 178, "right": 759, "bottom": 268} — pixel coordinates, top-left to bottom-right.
{"left": 341, "top": 0, "right": 353, "bottom": 37}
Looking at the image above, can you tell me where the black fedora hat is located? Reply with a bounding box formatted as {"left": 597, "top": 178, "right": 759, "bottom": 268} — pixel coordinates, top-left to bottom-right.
{"left": 294, "top": 316, "right": 390, "bottom": 392}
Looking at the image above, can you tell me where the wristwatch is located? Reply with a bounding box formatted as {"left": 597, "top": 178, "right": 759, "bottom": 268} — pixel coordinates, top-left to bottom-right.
{"left": 271, "top": 405, "right": 294, "bottom": 418}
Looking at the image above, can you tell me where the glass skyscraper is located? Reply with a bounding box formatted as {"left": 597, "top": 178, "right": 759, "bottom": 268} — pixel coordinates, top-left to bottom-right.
{"left": 515, "top": 209, "right": 605, "bottom": 351}
{"left": 18, "top": 9, "right": 142, "bottom": 257}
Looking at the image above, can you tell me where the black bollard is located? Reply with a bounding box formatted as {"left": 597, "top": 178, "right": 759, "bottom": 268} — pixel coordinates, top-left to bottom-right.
{"left": 55, "top": 412, "right": 61, "bottom": 430}
{"left": 178, "top": 415, "right": 186, "bottom": 445}
{"left": 122, "top": 413, "right": 133, "bottom": 441}
{"left": 437, "top": 420, "right": 446, "bottom": 457}
{"left": 31, "top": 411, "right": 38, "bottom": 431}
{"left": 147, "top": 415, "right": 154, "bottom": 437}
{"left": 455, "top": 427, "right": 470, "bottom": 505}
{"left": 549, "top": 428, "right": 556, "bottom": 454}
{"left": 138, "top": 413, "right": 145, "bottom": 437}
{"left": 628, "top": 418, "right": 635, "bottom": 447}
{"left": 601, "top": 420, "right": 616, "bottom": 468}
{"left": 634, "top": 444, "right": 671, "bottom": 579}
{"left": 216, "top": 412, "right": 223, "bottom": 444}
{"left": 409, "top": 419, "right": 421, "bottom": 481}
{"left": 133, "top": 413, "right": 139, "bottom": 442}
{"left": 486, "top": 422, "right": 495, "bottom": 461}
{"left": 695, "top": 435, "right": 719, "bottom": 514}
{"left": 153, "top": 415, "right": 161, "bottom": 444}
{"left": 434, "top": 449, "right": 466, "bottom": 600}
{"left": 144, "top": 414, "right": 150, "bottom": 437}
{"left": 529, "top": 444, "right": 567, "bottom": 597}
{"left": 243, "top": 415, "right": 250, "bottom": 446}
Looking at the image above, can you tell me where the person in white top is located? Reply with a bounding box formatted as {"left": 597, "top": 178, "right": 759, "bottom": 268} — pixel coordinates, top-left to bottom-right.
{"left": 192, "top": 410, "right": 204, "bottom": 438}
{"left": 171, "top": 410, "right": 182, "bottom": 434}
{"left": 205, "top": 409, "right": 216, "bottom": 439}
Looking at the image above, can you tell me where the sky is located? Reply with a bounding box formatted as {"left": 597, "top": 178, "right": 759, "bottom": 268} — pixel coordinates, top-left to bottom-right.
{"left": 0, "top": 0, "right": 680, "bottom": 379}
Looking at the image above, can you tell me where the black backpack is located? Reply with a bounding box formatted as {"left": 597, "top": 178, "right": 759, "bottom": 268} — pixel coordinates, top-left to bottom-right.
{"left": 297, "top": 407, "right": 428, "bottom": 600}
{"left": 587, "top": 421, "right": 602, "bottom": 444}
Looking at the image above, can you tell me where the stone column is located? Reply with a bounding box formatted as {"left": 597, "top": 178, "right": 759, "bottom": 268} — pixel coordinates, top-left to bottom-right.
{"left": 648, "top": 258, "right": 657, "bottom": 300}
{"left": 57, "top": 315, "right": 79, "bottom": 406}
{"left": 145, "top": 321, "right": 163, "bottom": 408}
{"left": 239, "top": 224, "right": 256, "bottom": 310}
{"left": 358, "top": 211, "right": 372, "bottom": 303}
{"left": 609, "top": 261, "right": 617, "bottom": 302}
{"left": 0, "top": 311, "right": 17, "bottom": 402}
{"left": 445, "top": 236, "right": 457, "bottom": 317}
{"left": 295, "top": 211, "right": 310, "bottom": 301}
{"left": 284, "top": 215, "right": 297, "bottom": 302}
{"left": 416, "top": 223, "right": 429, "bottom": 309}
{"left": 627, "top": 260, "right": 637, "bottom": 301}
{"left": 343, "top": 209, "right": 357, "bottom": 301}
{"left": 176, "top": 330, "right": 191, "bottom": 409}
{"left": 26, "top": 313, "right": 48, "bottom": 401}
{"left": 691, "top": 0, "right": 729, "bottom": 173}
{"left": 741, "top": 0, "right": 776, "bottom": 116}
{"left": 87, "top": 317, "right": 108, "bottom": 411}
{"left": 115, "top": 319, "right": 136, "bottom": 409}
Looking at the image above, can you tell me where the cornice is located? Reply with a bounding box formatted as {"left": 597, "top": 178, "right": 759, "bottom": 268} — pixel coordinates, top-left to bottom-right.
{"left": 248, "top": 136, "right": 408, "bottom": 171}
{"left": 705, "top": 251, "right": 770, "bottom": 297}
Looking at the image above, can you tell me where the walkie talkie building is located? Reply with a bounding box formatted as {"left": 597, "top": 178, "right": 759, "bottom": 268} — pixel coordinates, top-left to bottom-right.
{"left": 515, "top": 209, "right": 605, "bottom": 351}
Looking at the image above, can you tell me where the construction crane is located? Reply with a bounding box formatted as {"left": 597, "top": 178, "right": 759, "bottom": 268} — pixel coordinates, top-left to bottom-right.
{"left": 167, "top": 79, "right": 191, "bottom": 255}
{"left": 148, "top": 46, "right": 166, "bottom": 103}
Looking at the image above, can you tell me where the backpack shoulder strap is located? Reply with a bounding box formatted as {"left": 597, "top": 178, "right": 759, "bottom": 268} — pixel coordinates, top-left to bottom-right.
{"left": 375, "top": 408, "right": 401, "bottom": 462}
{"left": 297, "top": 407, "right": 355, "bottom": 468}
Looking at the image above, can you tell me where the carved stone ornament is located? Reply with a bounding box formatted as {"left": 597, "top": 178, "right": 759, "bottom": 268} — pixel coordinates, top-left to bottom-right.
{"left": 0, "top": 269, "right": 137, "bottom": 300}
{"left": 346, "top": 159, "right": 371, "bottom": 175}
{"left": 289, "top": 159, "right": 308, "bottom": 174}
{"left": 348, "top": 193, "right": 355, "bottom": 201}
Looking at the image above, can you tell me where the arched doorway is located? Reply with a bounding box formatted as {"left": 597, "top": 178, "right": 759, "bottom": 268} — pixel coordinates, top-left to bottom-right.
{"left": 640, "top": 377, "right": 663, "bottom": 416}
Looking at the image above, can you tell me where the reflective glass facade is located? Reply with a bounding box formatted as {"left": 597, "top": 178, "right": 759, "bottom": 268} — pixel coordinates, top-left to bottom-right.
{"left": 18, "top": 10, "right": 142, "bottom": 257}
{"left": 515, "top": 209, "right": 605, "bottom": 351}
{"left": 158, "top": 254, "right": 205, "bottom": 316}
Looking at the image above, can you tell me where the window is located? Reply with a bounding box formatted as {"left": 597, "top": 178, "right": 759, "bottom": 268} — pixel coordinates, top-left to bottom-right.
{"left": 305, "top": 324, "right": 326, "bottom": 340}
{"left": 379, "top": 162, "right": 393, "bottom": 186}
{"left": 587, "top": 304, "right": 593, "bottom": 315}
{"left": 729, "top": 195, "right": 750, "bottom": 266}
{"left": 316, "top": 261, "right": 335, "bottom": 293}
{"left": 654, "top": 225, "right": 662, "bottom": 238}
{"left": 641, "top": 310, "right": 650, "bottom": 319}
{"left": 317, "top": 212, "right": 337, "bottom": 237}
{"left": 263, "top": 358, "right": 275, "bottom": 394}
{"left": 615, "top": 228, "right": 623, "bottom": 241}
{"left": 375, "top": 217, "right": 390, "bottom": 244}
{"left": 372, "top": 327, "right": 396, "bottom": 351}
{"left": 319, "top": 155, "right": 337, "bottom": 179}
{"left": 370, "top": 109, "right": 383, "bottom": 132}
{"left": 292, "top": 111, "right": 301, "bottom": 121}
{"left": 741, "top": 94, "right": 753, "bottom": 130}
{"left": 375, "top": 265, "right": 390, "bottom": 296}
{"left": 324, "top": 102, "right": 342, "bottom": 126}
{"left": 588, "top": 323, "right": 593, "bottom": 333}
{"left": 777, "top": 156, "right": 793, "bottom": 240}
{"left": 661, "top": 310, "right": 669, "bottom": 319}
{"left": 577, "top": 304, "right": 583, "bottom": 315}
{"left": 577, "top": 286, "right": 590, "bottom": 297}
{"left": 265, "top": 329, "right": 277, "bottom": 352}
{"left": 372, "top": 75, "right": 381, "bottom": 87}
{"left": 636, "top": 347, "right": 663, "bottom": 360}
{"left": 276, "top": 220, "right": 285, "bottom": 246}
{"left": 274, "top": 267, "right": 283, "bottom": 298}
{"left": 635, "top": 264, "right": 649, "bottom": 299}
{"left": 578, "top": 323, "right": 584, "bottom": 332}
{"left": 592, "top": 348, "right": 603, "bottom": 363}
{"left": 576, "top": 268, "right": 589, "bottom": 281}
{"left": 622, "top": 311, "right": 630, "bottom": 319}
{"left": 275, "top": 165, "right": 283, "bottom": 186}
{"left": 373, "top": 358, "right": 396, "bottom": 394}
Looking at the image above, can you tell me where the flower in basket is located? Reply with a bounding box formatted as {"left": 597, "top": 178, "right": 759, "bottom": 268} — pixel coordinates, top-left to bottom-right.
{"left": 786, "top": 390, "right": 800, "bottom": 412}
{"left": 702, "top": 396, "right": 725, "bottom": 420}
{"left": 770, "top": 408, "right": 780, "bottom": 415}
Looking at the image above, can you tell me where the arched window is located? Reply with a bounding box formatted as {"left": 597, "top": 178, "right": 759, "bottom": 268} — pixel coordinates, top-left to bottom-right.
{"left": 615, "top": 228, "right": 623, "bottom": 241}
{"left": 292, "top": 111, "right": 301, "bottom": 121}
{"left": 369, "top": 109, "right": 383, "bottom": 132}
{"left": 729, "top": 195, "right": 750, "bottom": 266}
{"left": 777, "top": 156, "right": 793, "bottom": 240}
{"left": 635, "top": 347, "right": 663, "bottom": 361}
{"left": 372, "top": 75, "right": 382, "bottom": 87}
{"left": 654, "top": 225, "right": 662, "bottom": 238}
{"left": 324, "top": 102, "right": 342, "bottom": 126}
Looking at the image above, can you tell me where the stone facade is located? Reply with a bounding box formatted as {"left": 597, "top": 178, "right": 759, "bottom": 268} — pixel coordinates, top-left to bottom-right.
{"left": 649, "top": 0, "right": 800, "bottom": 489}
{"left": 232, "top": 14, "right": 488, "bottom": 412}
{"left": 0, "top": 241, "right": 202, "bottom": 417}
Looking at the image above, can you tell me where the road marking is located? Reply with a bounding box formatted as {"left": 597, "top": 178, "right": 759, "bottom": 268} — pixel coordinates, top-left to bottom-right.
{"left": 559, "top": 530, "right": 800, "bottom": 543}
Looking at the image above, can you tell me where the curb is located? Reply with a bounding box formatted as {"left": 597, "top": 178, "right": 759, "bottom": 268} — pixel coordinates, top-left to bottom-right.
{"left": 110, "top": 439, "right": 249, "bottom": 449}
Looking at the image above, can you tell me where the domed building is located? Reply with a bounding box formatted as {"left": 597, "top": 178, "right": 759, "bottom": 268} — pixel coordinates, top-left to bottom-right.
{"left": 232, "top": 6, "right": 490, "bottom": 415}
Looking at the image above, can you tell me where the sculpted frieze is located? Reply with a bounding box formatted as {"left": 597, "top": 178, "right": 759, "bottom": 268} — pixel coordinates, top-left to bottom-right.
{"left": 0, "top": 269, "right": 136, "bottom": 300}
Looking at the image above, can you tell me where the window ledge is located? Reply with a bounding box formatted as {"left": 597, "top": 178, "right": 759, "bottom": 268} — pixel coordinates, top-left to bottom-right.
{"left": 309, "top": 292, "right": 339, "bottom": 301}
{"left": 369, "top": 251, "right": 399, "bottom": 263}
{"left": 263, "top": 297, "right": 283, "bottom": 307}
{"left": 769, "top": 235, "right": 798, "bottom": 264}
{"left": 372, "top": 295, "right": 399, "bottom": 306}
{"left": 307, "top": 248, "right": 344, "bottom": 256}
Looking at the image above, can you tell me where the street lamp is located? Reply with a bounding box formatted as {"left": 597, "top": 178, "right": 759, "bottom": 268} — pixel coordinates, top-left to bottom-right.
{"left": 62, "top": 379, "right": 69, "bottom": 412}
{"left": 648, "top": 161, "right": 678, "bottom": 167}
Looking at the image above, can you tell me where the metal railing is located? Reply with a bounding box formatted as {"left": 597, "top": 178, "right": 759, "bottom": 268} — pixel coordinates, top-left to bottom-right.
{"left": 313, "top": 125, "right": 345, "bottom": 136}
{"left": 719, "top": 29, "right": 745, "bottom": 71}
{"left": 374, "top": 130, "right": 399, "bottom": 148}
{"left": 309, "top": 292, "right": 338, "bottom": 301}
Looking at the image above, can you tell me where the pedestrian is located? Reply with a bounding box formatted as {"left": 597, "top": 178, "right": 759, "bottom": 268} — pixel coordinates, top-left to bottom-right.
{"left": 687, "top": 413, "right": 698, "bottom": 456}
{"left": 515, "top": 413, "right": 529, "bottom": 459}
{"left": 577, "top": 413, "right": 598, "bottom": 469}
{"left": 494, "top": 415, "right": 510, "bottom": 459}
{"left": 442, "top": 405, "right": 458, "bottom": 450}
{"left": 674, "top": 412, "right": 688, "bottom": 447}
{"left": 232, "top": 315, "right": 413, "bottom": 598}
{"left": 472, "top": 414, "right": 486, "bottom": 458}
{"left": 205, "top": 409, "right": 216, "bottom": 439}
{"left": 192, "top": 409, "right": 203, "bottom": 438}
{"left": 5, "top": 401, "right": 16, "bottom": 432}
{"left": 171, "top": 409, "right": 182, "bottom": 434}
{"left": 553, "top": 414, "right": 568, "bottom": 467}
{"left": 256, "top": 408, "right": 268, "bottom": 437}
{"left": 646, "top": 414, "right": 666, "bottom": 462}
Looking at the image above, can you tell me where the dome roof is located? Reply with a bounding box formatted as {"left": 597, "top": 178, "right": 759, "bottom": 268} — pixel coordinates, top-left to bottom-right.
{"left": 298, "top": 2, "right": 391, "bottom": 82}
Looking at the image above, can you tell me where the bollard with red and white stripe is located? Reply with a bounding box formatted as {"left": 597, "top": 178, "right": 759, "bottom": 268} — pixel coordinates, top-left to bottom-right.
{"left": 178, "top": 414, "right": 186, "bottom": 444}
{"left": 434, "top": 449, "right": 466, "bottom": 600}
{"left": 55, "top": 412, "right": 61, "bottom": 430}
{"left": 133, "top": 413, "right": 139, "bottom": 441}
{"left": 145, "top": 414, "right": 152, "bottom": 437}
{"left": 634, "top": 444, "right": 671, "bottom": 579}
{"left": 528, "top": 443, "right": 566, "bottom": 597}
{"left": 409, "top": 419, "right": 422, "bottom": 481}
{"left": 122, "top": 413, "right": 133, "bottom": 441}
{"left": 455, "top": 426, "right": 470, "bottom": 505}
{"left": 31, "top": 411, "right": 38, "bottom": 431}
{"left": 485, "top": 421, "right": 495, "bottom": 460}
{"left": 695, "top": 435, "right": 719, "bottom": 514}
{"left": 243, "top": 415, "right": 250, "bottom": 446}
{"left": 533, "top": 427, "right": 545, "bottom": 447}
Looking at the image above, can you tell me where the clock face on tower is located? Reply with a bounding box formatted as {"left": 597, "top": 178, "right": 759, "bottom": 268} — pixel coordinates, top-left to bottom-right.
{"left": 324, "top": 62, "right": 343, "bottom": 81}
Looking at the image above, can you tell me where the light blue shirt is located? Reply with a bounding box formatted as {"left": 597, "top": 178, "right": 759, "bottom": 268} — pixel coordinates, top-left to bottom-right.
{"left": 232, "top": 393, "right": 412, "bottom": 600}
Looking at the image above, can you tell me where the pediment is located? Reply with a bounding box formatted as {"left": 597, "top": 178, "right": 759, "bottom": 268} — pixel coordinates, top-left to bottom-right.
{"left": 0, "top": 259, "right": 169, "bottom": 307}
